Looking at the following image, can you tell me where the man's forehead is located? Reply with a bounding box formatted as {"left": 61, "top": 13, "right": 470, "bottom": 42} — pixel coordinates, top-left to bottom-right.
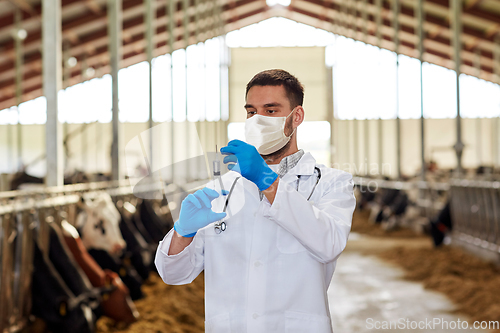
{"left": 246, "top": 85, "right": 289, "bottom": 105}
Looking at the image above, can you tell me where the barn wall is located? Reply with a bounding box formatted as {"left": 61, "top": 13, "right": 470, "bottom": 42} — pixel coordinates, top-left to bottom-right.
{"left": 333, "top": 118, "right": 497, "bottom": 178}
{"left": 229, "top": 47, "right": 327, "bottom": 122}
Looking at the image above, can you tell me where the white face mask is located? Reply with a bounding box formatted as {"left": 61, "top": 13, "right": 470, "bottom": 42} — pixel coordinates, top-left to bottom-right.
{"left": 244, "top": 108, "right": 297, "bottom": 155}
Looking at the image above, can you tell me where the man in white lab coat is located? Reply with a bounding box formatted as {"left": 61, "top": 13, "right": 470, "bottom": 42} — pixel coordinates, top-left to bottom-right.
{"left": 155, "top": 69, "right": 356, "bottom": 333}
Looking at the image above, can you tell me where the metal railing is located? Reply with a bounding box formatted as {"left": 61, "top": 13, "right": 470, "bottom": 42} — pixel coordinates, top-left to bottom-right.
{"left": 353, "top": 176, "right": 449, "bottom": 217}
{"left": 1, "top": 194, "right": 81, "bottom": 333}
{"left": 449, "top": 179, "right": 500, "bottom": 253}
{"left": 353, "top": 176, "right": 500, "bottom": 254}
{"left": 0, "top": 179, "right": 186, "bottom": 333}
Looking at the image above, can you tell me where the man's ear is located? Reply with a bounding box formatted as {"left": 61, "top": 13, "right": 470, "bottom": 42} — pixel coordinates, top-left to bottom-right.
{"left": 294, "top": 106, "right": 305, "bottom": 126}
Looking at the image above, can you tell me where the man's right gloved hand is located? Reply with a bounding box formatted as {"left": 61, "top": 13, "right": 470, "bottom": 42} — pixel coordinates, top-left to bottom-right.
{"left": 173, "top": 187, "right": 227, "bottom": 238}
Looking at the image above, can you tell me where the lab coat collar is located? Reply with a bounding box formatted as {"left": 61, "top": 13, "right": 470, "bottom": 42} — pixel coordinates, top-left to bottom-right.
{"left": 223, "top": 152, "right": 316, "bottom": 202}
{"left": 285, "top": 152, "right": 316, "bottom": 176}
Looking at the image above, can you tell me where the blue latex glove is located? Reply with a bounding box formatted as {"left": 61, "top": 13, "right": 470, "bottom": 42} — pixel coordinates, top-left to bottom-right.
{"left": 174, "top": 187, "right": 227, "bottom": 237}
{"left": 220, "top": 140, "right": 278, "bottom": 191}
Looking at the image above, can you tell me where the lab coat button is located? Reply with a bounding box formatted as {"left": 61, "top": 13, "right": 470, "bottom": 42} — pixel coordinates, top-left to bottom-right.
{"left": 252, "top": 313, "right": 259, "bottom": 319}
{"left": 254, "top": 261, "right": 261, "bottom": 267}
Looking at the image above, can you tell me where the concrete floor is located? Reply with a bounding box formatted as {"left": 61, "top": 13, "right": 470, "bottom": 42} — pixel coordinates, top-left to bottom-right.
{"left": 328, "top": 233, "right": 489, "bottom": 333}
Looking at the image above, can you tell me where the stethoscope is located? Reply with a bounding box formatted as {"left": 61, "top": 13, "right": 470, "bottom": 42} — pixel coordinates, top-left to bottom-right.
{"left": 297, "top": 166, "right": 322, "bottom": 201}
{"left": 214, "top": 166, "right": 322, "bottom": 234}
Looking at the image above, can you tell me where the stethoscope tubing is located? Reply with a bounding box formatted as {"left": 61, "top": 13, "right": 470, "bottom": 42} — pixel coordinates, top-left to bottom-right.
{"left": 215, "top": 166, "right": 322, "bottom": 233}
{"left": 297, "top": 166, "right": 322, "bottom": 201}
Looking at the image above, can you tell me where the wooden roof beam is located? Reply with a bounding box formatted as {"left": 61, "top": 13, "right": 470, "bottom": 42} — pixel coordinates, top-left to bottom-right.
{"left": 6, "top": 0, "right": 37, "bottom": 16}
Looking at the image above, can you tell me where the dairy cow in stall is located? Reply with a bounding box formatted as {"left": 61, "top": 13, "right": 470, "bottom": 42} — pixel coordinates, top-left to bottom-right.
{"left": 31, "top": 217, "right": 103, "bottom": 333}
{"left": 61, "top": 220, "right": 140, "bottom": 323}
{"left": 32, "top": 240, "right": 97, "bottom": 333}
{"left": 114, "top": 199, "right": 154, "bottom": 284}
{"left": 76, "top": 192, "right": 126, "bottom": 256}
{"left": 428, "top": 200, "right": 452, "bottom": 246}
{"left": 10, "top": 170, "right": 93, "bottom": 190}
{"left": 357, "top": 180, "right": 425, "bottom": 232}
{"left": 76, "top": 192, "right": 145, "bottom": 299}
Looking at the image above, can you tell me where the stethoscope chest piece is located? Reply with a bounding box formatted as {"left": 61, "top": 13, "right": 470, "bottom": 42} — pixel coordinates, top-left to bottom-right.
{"left": 214, "top": 221, "right": 226, "bottom": 234}
{"left": 213, "top": 176, "right": 241, "bottom": 234}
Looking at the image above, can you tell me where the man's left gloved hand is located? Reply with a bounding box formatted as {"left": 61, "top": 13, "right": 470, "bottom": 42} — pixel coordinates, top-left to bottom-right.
{"left": 220, "top": 140, "right": 278, "bottom": 191}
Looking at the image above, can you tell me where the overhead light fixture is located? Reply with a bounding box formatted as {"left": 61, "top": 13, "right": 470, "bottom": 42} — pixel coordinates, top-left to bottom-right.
{"left": 67, "top": 57, "right": 77, "bottom": 68}
{"left": 266, "top": 0, "right": 291, "bottom": 7}
{"left": 11, "top": 28, "right": 27, "bottom": 40}
{"left": 85, "top": 67, "right": 95, "bottom": 78}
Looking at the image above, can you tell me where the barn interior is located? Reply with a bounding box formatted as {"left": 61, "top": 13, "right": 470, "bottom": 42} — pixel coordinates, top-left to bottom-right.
{"left": 0, "top": 0, "right": 500, "bottom": 332}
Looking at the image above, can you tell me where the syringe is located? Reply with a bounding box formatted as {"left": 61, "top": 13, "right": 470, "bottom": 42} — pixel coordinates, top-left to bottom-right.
{"left": 213, "top": 145, "right": 229, "bottom": 233}
{"left": 213, "top": 145, "right": 227, "bottom": 197}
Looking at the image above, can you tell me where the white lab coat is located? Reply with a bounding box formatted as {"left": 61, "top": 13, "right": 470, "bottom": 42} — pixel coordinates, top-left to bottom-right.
{"left": 155, "top": 152, "right": 356, "bottom": 333}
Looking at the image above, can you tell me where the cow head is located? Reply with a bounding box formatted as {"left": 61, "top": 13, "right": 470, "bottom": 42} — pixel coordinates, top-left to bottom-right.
{"left": 76, "top": 192, "right": 126, "bottom": 256}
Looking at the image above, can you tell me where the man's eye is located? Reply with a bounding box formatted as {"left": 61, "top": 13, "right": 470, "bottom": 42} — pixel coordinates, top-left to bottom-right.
{"left": 247, "top": 111, "right": 256, "bottom": 115}
{"left": 267, "top": 110, "right": 276, "bottom": 114}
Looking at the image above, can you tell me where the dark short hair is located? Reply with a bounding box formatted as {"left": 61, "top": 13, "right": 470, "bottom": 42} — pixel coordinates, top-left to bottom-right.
{"left": 246, "top": 69, "right": 304, "bottom": 109}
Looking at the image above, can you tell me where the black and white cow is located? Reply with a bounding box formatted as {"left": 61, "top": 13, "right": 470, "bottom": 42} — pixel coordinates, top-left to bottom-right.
{"left": 429, "top": 200, "right": 452, "bottom": 246}
{"left": 116, "top": 200, "right": 153, "bottom": 284}
{"left": 31, "top": 220, "right": 103, "bottom": 333}
{"left": 76, "top": 192, "right": 126, "bottom": 256}
{"left": 76, "top": 193, "right": 144, "bottom": 300}
{"left": 358, "top": 183, "right": 427, "bottom": 232}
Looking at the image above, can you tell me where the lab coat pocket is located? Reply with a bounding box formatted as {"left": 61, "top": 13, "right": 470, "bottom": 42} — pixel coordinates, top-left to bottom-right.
{"left": 205, "top": 312, "right": 231, "bottom": 333}
{"left": 284, "top": 311, "right": 332, "bottom": 333}
{"left": 276, "top": 227, "right": 307, "bottom": 254}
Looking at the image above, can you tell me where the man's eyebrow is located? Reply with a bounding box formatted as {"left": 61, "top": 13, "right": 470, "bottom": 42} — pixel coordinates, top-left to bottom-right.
{"left": 263, "top": 102, "right": 282, "bottom": 108}
{"left": 244, "top": 102, "right": 282, "bottom": 109}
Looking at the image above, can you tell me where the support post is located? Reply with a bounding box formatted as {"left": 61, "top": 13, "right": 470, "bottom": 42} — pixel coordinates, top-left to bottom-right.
{"left": 218, "top": 2, "right": 227, "bottom": 152}
{"left": 183, "top": 0, "right": 190, "bottom": 182}
{"left": 168, "top": 0, "right": 176, "bottom": 182}
{"left": 109, "top": 0, "right": 122, "bottom": 181}
{"left": 146, "top": 0, "right": 154, "bottom": 172}
{"left": 195, "top": 0, "right": 201, "bottom": 179}
{"left": 363, "top": 0, "right": 369, "bottom": 174}
{"left": 43, "top": 0, "right": 63, "bottom": 187}
{"left": 494, "top": 34, "right": 500, "bottom": 166}
{"left": 495, "top": 34, "right": 500, "bottom": 85}
{"left": 378, "top": 118, "right": 383, "bottom": 176}
{"left": 417, "top": 0, "right": 426, "bottom": 180}
{"left": 62, "top": 41, "right": 70, "bottom": 170}
{"left": 393, "top": 0, "right": 401, "bottom": 179}
{"left": 474, "top": 48, "right": 482, "bottom": 166}
{"left": 81, "top": 54, "right": 88, "bottom": 171}
{"left": 15, "top": 8, "right": 23, "bottom": 170}
{"left": 376, "top": 0, "right": 383, "bottom": 176}
{"left": 7, "top": 113, "right": 13, "bottom": 172}
{"left": 451, "top": 0, "right": 464, "bottom": 176}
